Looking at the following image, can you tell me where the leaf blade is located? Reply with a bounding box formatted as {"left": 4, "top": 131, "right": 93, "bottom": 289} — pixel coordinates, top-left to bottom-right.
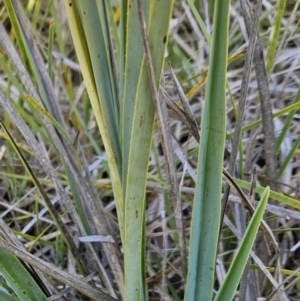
{"left": 185, "top": 0, "right": 230, "bottom": 299}
{"left": 214, "top": 187, "right": 270, "bottom": 301}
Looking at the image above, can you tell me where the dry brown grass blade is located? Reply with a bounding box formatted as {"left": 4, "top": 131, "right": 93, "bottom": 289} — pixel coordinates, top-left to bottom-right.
{"left": 240, "top": 1, "right": 280, "bottom": 293}
{"left": 168, "top": 62, "right": 200, "bottom": 142}
{"left": 162, "top": 87, "right": 191, "bottom": 126}
{"left": 136, "top": 0, "right": 187, "bottom": 280}
{"left": 240, "top": 0, "right": 277, "bottom": 191}
{"left": 48, "top": 272, "right": 97, "bottom": 301}
{"left": 0, "top": 239, "right": 119, "bottom": 301}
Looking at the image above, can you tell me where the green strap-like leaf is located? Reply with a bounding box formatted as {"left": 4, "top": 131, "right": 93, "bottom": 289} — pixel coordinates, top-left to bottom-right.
{"left": 0, "top": 249, "right": 48, "bottom": 301}
{"left": 185, "top": 0, "right": 230, "bottom": 300}
{"left": 63, "top": 0, "right": 124, "bottom": 233}
{"left": 123, "top": 1, "right": 174, "bottom": 300}
{"left": 214, "top": 187, "right": 270, "bottom": 301}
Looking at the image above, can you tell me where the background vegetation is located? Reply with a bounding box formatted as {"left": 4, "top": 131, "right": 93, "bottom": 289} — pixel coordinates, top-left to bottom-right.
{"left": 0, "top": 0, "right": 299, "bottom": 300}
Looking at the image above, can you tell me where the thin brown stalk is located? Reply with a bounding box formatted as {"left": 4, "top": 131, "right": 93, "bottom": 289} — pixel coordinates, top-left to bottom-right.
{"left": 240, "top": 0, "right": 277, "bottom": 191}
{"left": 168, "top": 62, "right": 200, "bottom": 143}
{"left": 221, "top": 0, "right": 261, "bottom": 222}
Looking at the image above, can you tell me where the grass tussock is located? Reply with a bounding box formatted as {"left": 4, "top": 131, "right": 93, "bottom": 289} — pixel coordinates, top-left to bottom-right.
{"left": 0, "top": 0, "right": 300, "bottom": 300}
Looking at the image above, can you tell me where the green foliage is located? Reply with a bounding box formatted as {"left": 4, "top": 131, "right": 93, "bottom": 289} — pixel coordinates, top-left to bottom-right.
{"left": 185, "top": 0, "right": 230, "bottom": 299}
{"left": 0, "top": 249, "right": 48, "bottom": 301}
{"left": 0, "top": 0, "right": 299, "bottom": 300}
{"left": 214, "top": 187, "right": 270, "bottom": 301}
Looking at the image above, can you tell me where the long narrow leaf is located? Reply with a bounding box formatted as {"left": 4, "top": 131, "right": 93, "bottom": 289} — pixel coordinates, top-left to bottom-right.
{"left": 63, "top": 0, "right": 124, "bottom": 234}
{"left": 214, "top": 187, "right": 270, "bottom": 301}
{"left": 185, "top": 0, "right": 230, "bottom": 300}
{"left": 0, "top": 249, "right": 48, "bottom": 301}
{"left": 123, "top": 1, "right": 174, "bottom": 300}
